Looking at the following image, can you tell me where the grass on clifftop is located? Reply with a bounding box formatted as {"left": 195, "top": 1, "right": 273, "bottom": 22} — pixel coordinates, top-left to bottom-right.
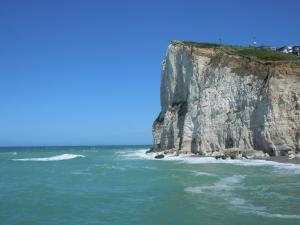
{"left": 236, "top": 48, "right": 299, "bottom": 61}
{"left": 178, "top": 40, "right": 300, "bottom": 62}
{"left": 181, "top": 41, "right": 223, "bottom": 48}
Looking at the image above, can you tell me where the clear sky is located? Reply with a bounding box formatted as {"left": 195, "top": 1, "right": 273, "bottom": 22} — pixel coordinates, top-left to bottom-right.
{"left": 0, "top": 0, "right": 299, "bottom": 146}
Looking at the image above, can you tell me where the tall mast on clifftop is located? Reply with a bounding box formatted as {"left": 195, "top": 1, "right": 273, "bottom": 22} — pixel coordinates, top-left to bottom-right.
{"left": 252, "top": 34, "right": 257, "bottom": 47}
{"left": 218, "top": 38, "right": 222, "bottom": 44}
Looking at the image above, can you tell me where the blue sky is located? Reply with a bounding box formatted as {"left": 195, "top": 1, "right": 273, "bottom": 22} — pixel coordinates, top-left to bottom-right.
{"left": 0, "top": 0, "right": 299, "bottom": 146}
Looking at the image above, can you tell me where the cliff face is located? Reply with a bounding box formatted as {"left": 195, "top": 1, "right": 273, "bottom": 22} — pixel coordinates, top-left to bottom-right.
{"left": 153, "top": 41, "right": 300, "bottom": 157}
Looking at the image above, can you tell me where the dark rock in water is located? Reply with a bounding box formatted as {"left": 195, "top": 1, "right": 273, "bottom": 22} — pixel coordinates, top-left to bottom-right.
{"left": 146, "top": 148, "right": 155, "bottom": 154}
{"left": 215, "top": 155, "right": 226, "bottom": 160}
{"left": 155, "top": 154, "right": 164, "bottom": 159}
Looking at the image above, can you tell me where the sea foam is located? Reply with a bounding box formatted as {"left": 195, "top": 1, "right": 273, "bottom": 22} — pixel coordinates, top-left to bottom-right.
{"left": 185, "top": 175, "right": 245, "bottom": 194}
{"left": 185, "top": 175, "right": 300, "bottom": 220}
{"left": 116, "top": 149, "right": 156, "bottom": 160}
{"left": 229, "top": 196, "right": 300, "bottom": 220}
{"left": 118, "top": 149, "right": 300, "bottom": 173}
{"left": 12, "top": 154, "right": 85, "bottom": 162}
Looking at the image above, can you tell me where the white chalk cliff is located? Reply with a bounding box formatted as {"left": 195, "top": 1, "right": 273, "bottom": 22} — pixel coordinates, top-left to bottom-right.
{"left": 153, "top": 41, "right": 300, "bottom": 157}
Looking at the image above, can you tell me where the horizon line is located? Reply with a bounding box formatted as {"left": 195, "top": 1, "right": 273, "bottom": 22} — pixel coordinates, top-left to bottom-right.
{"left": 0, "top": 144, "right": 153, "bottom": 148}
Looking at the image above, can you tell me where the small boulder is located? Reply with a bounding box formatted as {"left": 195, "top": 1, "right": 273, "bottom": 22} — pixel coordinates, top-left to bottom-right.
{"left": 230, "top": 155, "right": 236, "bottom": 160}
{"left": 215, "top": 155, "right": 226, "bottom": 160}
{"left": 155, "top": 154, "right": 164, "bottom": 159}
{"left": 145, "top": 148, "right": 154, "bottom": 154}
{"left": 287, "top": 150, "right": 296, "bottom": 159}
{"left": 289, "top": 154, "right": 296, "bottom": 159}
{"left": 246, "top": 150, "right": 268, "bottom": 159}
{"left": 235, "top": 153, "right": 243, "bottom": 159}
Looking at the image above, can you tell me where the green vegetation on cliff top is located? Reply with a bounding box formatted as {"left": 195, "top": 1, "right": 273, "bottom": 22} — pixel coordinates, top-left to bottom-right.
{"left": 237, "top": 48, "right": 298, "bottom": 61}
{"left": 175, "top": 41, "right": 300, "bottom": 62}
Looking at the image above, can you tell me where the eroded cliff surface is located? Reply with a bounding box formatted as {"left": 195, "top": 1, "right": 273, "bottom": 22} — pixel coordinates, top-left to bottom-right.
{"left": 153, "top": 41, "right": 300, "bottom": 157}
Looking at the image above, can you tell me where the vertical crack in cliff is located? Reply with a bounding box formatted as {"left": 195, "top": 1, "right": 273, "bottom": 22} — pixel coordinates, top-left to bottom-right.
{"left": 176, "top": 102, "right": 188, "bottom": 150}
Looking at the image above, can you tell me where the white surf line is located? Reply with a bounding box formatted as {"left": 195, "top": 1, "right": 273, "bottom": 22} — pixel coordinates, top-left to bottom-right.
{"left": 119, "top": 149, "right": 300, "bottom": 174}
{"left": 185, "top": 175, "right": 300, "bottom": 220}
{"left": 12, "top": 154, "right": 85, "bottom": 161}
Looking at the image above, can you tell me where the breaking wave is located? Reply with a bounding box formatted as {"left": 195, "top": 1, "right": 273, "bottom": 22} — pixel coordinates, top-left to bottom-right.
{"left": 185, "top": 175, "right": 300, "bottom": 220}
{"left": 191, "top": 171, "right": 217, "bottom": 177}
{"left": 12, "top": 154, "right": 85, "bottom": 162}
{"left": 117, "top": 149, "right": 300, "bottom": 173}
{"left": 116, "top": 149, "right": 155, "bottom": 160}
{"left": 254, "top": 211, "right": 300, "bottom": 220}
{"left": 185, "top": 175, "right": 245, "bottom": 194}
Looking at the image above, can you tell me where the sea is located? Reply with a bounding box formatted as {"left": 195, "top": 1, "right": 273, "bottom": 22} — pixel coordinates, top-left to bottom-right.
{"left": 1, "top": 145, "right": 300, "bottom": 225}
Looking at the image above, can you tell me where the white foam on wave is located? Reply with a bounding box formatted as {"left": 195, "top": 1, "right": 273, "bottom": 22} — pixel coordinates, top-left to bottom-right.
{"left": 229, "top": 196, "right": 300, "bottom": 220}
{"left": 185, "top": 175, "right": 245, "bottom": 194}
{"left": 214, "top": 175, "right": 245, "bottom": 190}
{"left": 192, "top": 171, "right": 217, "bottom": 177}
{"left": 167, "top": 168, "right": 217, "bottom": 177}
{"left": 120, "top": 149, "right": 300, "bottom": 219}
{"left": 171, "top": 155, "right": 300, "bottom": 171}
{"left": 117, "top": 149, "right": 300, "bottom": 173}
{"left": 255, "top": 211, "right": 300, "bottom": 220}
{"left": 71, "top": 171, "right": 91, "bottom": 175}
{"left": 12, "top": 154, "right": 85, "bottom": 162}
{"left": 185, "top": 175, "right": 300, "bottom": 220}
{"left": 116, "top": 149, "right": 156, "bottom": 160}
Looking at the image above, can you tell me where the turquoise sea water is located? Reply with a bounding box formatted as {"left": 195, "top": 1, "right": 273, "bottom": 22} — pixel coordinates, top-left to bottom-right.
{"left": 1, "top": 146, "right": 300, "bottom": 225}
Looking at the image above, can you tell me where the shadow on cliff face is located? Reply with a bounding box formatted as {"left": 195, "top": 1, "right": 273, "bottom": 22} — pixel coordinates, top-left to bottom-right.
{"left": 176, "top": 102, "right": 188, "bottom": 151}
{"left": 250, "top": 80, "right": 275, "bottom": 156}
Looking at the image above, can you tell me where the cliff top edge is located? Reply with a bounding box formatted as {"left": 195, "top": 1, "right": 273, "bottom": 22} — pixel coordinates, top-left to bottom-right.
{"left": 170, "top": 40, "right": 300, "bottom": 64}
